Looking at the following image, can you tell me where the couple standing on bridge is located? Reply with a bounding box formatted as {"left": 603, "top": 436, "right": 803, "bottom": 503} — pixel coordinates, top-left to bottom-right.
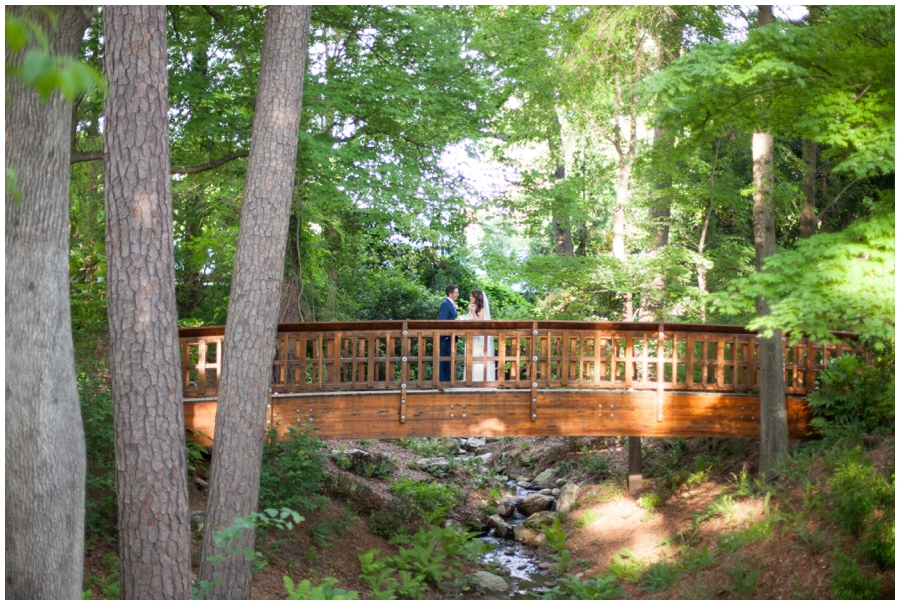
{"left": 438, "top": 284, "right": 496, "bottom": 383}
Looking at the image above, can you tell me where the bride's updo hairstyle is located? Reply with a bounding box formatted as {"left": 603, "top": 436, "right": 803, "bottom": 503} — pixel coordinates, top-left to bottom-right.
{"left": 471, "top": 289, "right": 485, "bottom": 315}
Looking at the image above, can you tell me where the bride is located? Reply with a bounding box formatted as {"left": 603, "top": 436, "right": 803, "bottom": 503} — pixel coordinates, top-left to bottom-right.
{"left": 460, "top": 289, "right": 495, "bottom": 382}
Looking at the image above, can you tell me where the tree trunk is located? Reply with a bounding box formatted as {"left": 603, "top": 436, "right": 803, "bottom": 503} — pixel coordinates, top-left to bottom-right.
{"left": 638, "top": 126, "right": 671, "bottom": 323}
{"left": 752, "top": 8, "right": 789, "bottom": 477}
{"left": 799, "top": 139, "right": 818, "bottom": 238}
{"left": 197, "top": 6, "right": 311, "bottom": 599}
{"left": 102, "top": 7, "right": 193, "bottom": 598}
{"left": 5, "top": 6, "right": 93, "bottom": 599}
{"left": 613, "top": 163, "right": 632, "bottom": 320}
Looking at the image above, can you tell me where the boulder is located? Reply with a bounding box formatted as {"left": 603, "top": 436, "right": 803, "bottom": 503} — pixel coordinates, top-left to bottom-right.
{"left": 494, "top": 520, "right": 511, "bottom": 539}
{"left": 416, "top": 457, "right": 450, "bottom": 473}
{"left": 513, "top": 524, "right": 538, "bottom": 543}
{"left": 478, "top": 452, "right": 494, "bottom": 467}
{"left": 532, "top": 533, "right": 548, "bottom": 547}
{"left": 539, "top": 488, "right": 553, "bottom": 495}
{"left": 472, "top": 571, "right": 509, "bottom": 594}
{"left": 333, "top": 449, "right": 394, "bottom": 476}
{"left": 556, "top": 482, "right": 582, "bottom": 514}
{"left": 524, "top": 511, "right": 559, "bottom": 528}
{"left": 496, "top": 500, "right": 516, "bottom": 517}
{"left": 487, "top": 514, "right": 504, "bottom": 528}
{"left": 556, "top": 478, "right": 568, "bottom": 488}
{"left": 517, "top": 480, "right": 533, "bottom": 489}
{"left": 465, "top": 437, "right": 487, "bottom": 450}
{"left": 533, "top": 467, "right": 558, "bottom": 486}
{"left": 518, "top": 493, "right": 555, "bottom": 516}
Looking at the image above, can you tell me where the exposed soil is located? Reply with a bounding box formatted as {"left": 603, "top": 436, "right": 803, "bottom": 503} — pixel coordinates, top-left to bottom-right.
{"left": 83, "top": 434, "right": 895, "bottom": 599}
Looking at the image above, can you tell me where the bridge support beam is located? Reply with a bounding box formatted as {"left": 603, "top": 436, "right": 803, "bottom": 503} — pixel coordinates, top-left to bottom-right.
{"left": 627, "top": 436, "right": 643, "bottom": 497}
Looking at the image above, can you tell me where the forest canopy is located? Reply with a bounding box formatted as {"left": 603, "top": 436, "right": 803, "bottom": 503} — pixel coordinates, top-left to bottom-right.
{"left": 64, "top": 5, "right": 894, "bottom": 341}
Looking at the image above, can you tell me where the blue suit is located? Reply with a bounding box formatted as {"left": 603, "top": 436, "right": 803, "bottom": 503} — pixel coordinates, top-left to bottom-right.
{"left": 438, "top": 298, "right": 457, "bottom": 381}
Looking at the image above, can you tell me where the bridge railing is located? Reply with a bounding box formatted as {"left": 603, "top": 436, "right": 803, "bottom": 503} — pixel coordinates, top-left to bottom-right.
{"left": 178, "top": 321, "right": 856, "bottom": 399}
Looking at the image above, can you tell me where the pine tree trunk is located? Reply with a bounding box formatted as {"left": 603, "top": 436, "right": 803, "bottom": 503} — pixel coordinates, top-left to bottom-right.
{"left": 751, "top": 8, "right": 789, "bottom": 476}
{"left": 5, "top": 6, "right": 93, "bottom": 599}
{"left": 103, "top": 6, "right": 193, "bottom": 598}
{"left": 197, "top": 6, "right": 312, "bottom": 598}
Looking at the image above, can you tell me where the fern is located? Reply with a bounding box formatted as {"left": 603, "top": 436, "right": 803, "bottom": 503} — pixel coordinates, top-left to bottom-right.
{"left": 284, "top": 576, "right": 359, "bottom": 600}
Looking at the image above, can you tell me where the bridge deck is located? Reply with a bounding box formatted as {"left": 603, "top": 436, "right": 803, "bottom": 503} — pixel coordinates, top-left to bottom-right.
{"left": 179, "top": 321, "right": 854, "bottom": 444}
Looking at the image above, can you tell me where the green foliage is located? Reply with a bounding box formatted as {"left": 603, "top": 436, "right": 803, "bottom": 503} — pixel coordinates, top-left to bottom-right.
{"left": 678, "top": 546, "right": 717, "bottom": 573}
{"left": 830, "top": 551, "right": 882, "bottom": 600}
{"left": 724, "top": 560, "right": 759, "bottom": 597}
{"left": 795, "top": 527, "right": 828, "bottom": 556}
{"left": 640, "top": 560, "right": 680, "bottom": 592}
{"left": 808, "top": 353, "right": 895, "bottom": 434}
{"left": 543, "top": 572, "right": 626, "bottom": 600}
{"left": 583, "top": 452, "right": 612, "bottom": 478}
{"left": 311, "top": 513, "right": 356, "bottom": 548}
{"left": 369, "top": 495, "right": 424, "bottom": 540}
{"left": 84, "top": 552, "right": 121, "bottom": 599}
{"left": 397, "top": 437, "right": 459, "bottom": 458}
{"left": 259, "top": 426, "right": 327, "bottom": 515}
{"left": 388, "top": 478, "right": 463, "bottom": 524}
{"left": 360, "top": 526, "right": 488, "bottom": 598}
{"left": 322, "top": 473, "right": 380, "bottom": 513}
{"left": 606, "top": 548, "right": 646, "bottom": 582}
{"left": 6, "top": 9, "right": 106, "bottom": 102}
{"left": 827, "top": 446, "right": 893, "bottom": 537}
{"left": 542, "top": 517, "right": 569, "bottom": 554}
{"left": 637, "top": 491, "right": 666, "bottom": 511}
{"left": 715, "top": 210, "right": 895, "bottom": 344}
{"left": 717, "top": 519, "right": 774, "bottom": 554}
{"left": 185, "top": 429, "right": 209, "bottom": 476}
{"left": 284, "top": 576, "right": 359, "bottom": 600}
{"left": 76, "top": 339, "right": 117, "bottom": 541}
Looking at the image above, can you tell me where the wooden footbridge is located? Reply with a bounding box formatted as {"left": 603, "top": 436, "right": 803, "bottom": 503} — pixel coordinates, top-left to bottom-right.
{"left": 180, "top": 321, "right": 854, "bottom": 445}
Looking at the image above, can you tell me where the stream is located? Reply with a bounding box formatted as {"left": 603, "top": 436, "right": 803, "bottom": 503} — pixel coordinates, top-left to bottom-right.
{"left": 477, "top": 481, "right": 556, "bottom": 598}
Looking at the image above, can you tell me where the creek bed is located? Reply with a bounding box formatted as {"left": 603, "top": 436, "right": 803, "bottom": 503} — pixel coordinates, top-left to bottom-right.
{"left": 477, "top": 481, "right": 557, "bottom": 598}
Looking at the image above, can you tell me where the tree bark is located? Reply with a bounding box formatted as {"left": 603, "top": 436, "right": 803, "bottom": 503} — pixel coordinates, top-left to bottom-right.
{"left": 799, "top": 138, "right": 818, "bottom": 239}
{"left": 752, "top": 5, "right": 789, "bottom": 477}
{"left": 5, "top": 6, "right": 93, "bottom": 599}
{"left": 637, "top": 126, "right": 672, "bottom": 323}
{"left": 197, "top": 6, "right": 311, "bottom": 599}
{"left": 102, "top": 6, "right": 193, "bottom": 598}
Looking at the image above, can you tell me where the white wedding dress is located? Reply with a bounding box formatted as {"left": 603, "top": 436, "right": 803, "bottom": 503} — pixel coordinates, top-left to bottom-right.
{"left": 462, "top": 294, "right": 495, "bottom": 382}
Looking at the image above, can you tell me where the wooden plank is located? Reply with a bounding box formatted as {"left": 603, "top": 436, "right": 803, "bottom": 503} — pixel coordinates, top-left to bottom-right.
{"left": 258, "top": 391, "right": 815, "bottom": 440}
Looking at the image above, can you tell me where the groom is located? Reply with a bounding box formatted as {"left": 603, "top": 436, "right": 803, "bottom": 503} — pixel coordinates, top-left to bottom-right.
{"left": 438, "top": 284, "right": 459, "bottom": 382}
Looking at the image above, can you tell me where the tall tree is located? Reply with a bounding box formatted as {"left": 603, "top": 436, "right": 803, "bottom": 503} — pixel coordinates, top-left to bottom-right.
{"left": 102, "top": 6, "right": 193, "bottom": 598}
{"left": 751, "top": 6, "right": 789, "bottom": 476}
{"left": 5, "top": 6, "right": 94, "bottom": 599}
{"left": 197, "top": 6, "right": 312, "bottom": 598}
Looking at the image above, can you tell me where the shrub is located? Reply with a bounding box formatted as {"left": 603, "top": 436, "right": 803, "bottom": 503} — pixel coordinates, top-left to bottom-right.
{"left": 831, "top": 551, "right": 882, "bottom": 599}
{"left": 259, "top": 426, "right": 328, "bottom": 514}
{"left": 388, "top": 478, "right": 463, "bottom": 523}
{"left": 396, "top": 437, "right": 458, "bottom": 458}
{"left": 807, "top": 351, "right": 894, "bottom": 434}
{"left": 827, "top": 446, "right": 891, "bottom": 537}
{"left": 322, "top": 472, "right": 380, "bottom": 513}
{"left": 369, "top": 495, "right": 424, "bottom": 540}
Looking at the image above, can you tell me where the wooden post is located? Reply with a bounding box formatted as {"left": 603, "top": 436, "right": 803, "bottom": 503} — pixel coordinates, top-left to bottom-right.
{"left": 627, "top": 436, "right": 642, "bottom": 497}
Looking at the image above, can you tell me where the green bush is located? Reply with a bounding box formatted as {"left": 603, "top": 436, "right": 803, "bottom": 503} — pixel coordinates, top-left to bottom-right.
{"left": 641, "top": 560, "right": 680, "bottom": 592}
{"left": 396, "top": 437, "right": 458, "bottom": 458}
{"left": 808, "top": 351, "right": 894, "bottom": 434}
{"left": 831, "top": 551, "right": 882, "bottom": 599}
{"left": 861, "top": 515, "right": 895, "bottom": 568}
{"left": 369, "top": 495, "right": 424, "bottom": 540}
{"left": 259, "top": 426, "right": 328, "bottom": 514}
{"left": 827, "top": 446, "right": 891, "bottom": 537}
{"left": 322, "top": 473, "right": 381, "bottom": 514}
{"left": 388, "top": 478, "right": 463, "bottom": 522}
